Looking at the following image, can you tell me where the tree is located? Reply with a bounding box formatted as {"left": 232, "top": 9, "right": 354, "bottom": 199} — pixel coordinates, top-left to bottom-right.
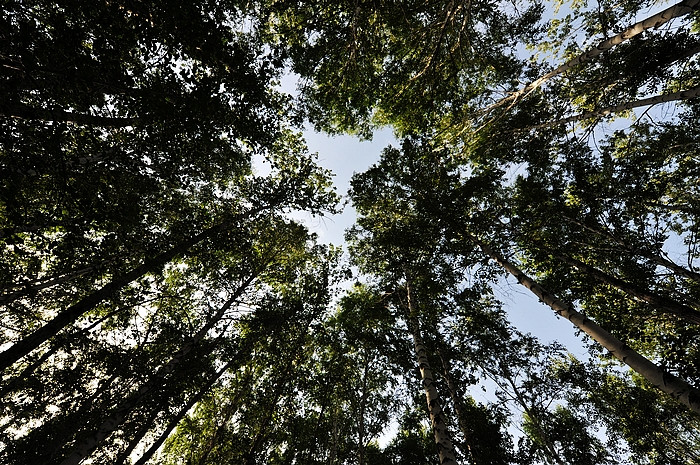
{"left": 502, "top": 109, "right": 700, "bottom": 384}
{"left": 1, "top": 3, "right": 341, "bottom": 464}
{"left": 5, "top": 0, "right": 700, "bottom": 462}
{"left": 347, "top": 137, "right": 700, "bottom": 444}
{"left": 261, "top": 0, "right": 543, "bottom": 136}
{"left": 348, "top": 139, "right": 525, "bottom": 463}
{"left": 480, "top": 0, "right": 700, "bottom": 116}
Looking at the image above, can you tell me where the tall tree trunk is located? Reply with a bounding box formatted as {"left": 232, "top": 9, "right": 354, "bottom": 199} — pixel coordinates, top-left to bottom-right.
{"left": 57, "top": 276, "right": 256, "bottom": 465}
{"left": 404, "top": 282, "right": 458, "bottom": 465}
{"left": 356, "top": 354, "right": 370, "bottom": 465}
{"left": 0, "top": 260, "right": 115, "bottom": 304}
{"left": 434, "top": 343, "right": 479, "bottom": 465}
{"left": 113, "top": 407, "right": 163, "bottom": 465}
{"left": 130, "top": 360, "right": 235, "bottom": 465}
{"left": 555, "top": 254, "right": 700, "bottom": 324}
{"left": 1, "top": 304, "right": 131, "bottom": 390}
{"left": 527, "top": 84, "right": 700, "bottom": 130}
{"left": 0, "top": 222, "right": 226, "bottom": 372}
{"left": 489, "top": 364, "right": 565, "bottom": 465}
{"left": 472, "top": 237, "right": 700, "bottom": 415}
{"left": 482, "top": 0, "right": 700, "bottom": 113}
{"left": 562, "top": 215, "right": 700, "bottom": 285}
{"left": 242, "top": 319, "right": 318, "bottom": 465}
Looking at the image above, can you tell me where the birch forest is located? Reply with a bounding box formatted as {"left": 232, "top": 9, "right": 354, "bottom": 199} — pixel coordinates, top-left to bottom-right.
{"left": 2, "top": 0, "right": 700, "bottom": 464}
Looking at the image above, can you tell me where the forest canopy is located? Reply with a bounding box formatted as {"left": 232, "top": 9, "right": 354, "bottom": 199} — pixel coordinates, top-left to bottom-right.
{"left": 1, "top": 0, "right": 700, "bottom": 464}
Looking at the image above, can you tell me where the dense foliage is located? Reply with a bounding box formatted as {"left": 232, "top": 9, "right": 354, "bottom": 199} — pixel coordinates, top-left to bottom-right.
{"left": 1, "top": 0, "right": 699, "bottom": 464}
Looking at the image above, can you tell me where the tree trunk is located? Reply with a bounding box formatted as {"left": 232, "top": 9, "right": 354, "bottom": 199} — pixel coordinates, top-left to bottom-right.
{"left": 0, "top": 261, "right": 113, "bottom": 304}
{"left": 114, "top": 407, "right": 163, "bottom": 465}
{"left": 435, "top": 344, "right": 479, "bottom": 465}
{"left": 492, "top": 364, "right": 565, "bottom": 465}
{"left": 1, "top": 304, "right": 132, "bottom": 389}
{"left": 483, "top": 0, "right": 700, "bottom": 113}
{"left": 562, "top": 215, "right": 700, "bottom": 285}
{"left": 1, "top": 102, "right": 138, "bottom": 127}
{"left": 404, "top": 282, "right": 458, "bottom": 465}
{"left": 130, "top": 360, "right": 235, "bottom": 465}
{"left": 555, "top": 254, "right": 700, "bottom": 325}
{"left": 0, "top": 222, "right": 226, "bottom": 372}
{"left": 57, "top": 277, "right": 255, "bottom": 465}
{"left": 472, "top": 237, "right": 700, "bottom": 415}
{"left": 528, "top": 85, "right": 700, "bottom": 130}
{"left": 356, "top": 354, "right": 370, "bottom": 465}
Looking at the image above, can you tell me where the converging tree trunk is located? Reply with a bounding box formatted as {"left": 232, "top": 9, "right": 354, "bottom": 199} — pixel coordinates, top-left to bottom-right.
{"left": 57, "top": 276, "right": 256, "bottom": 465}
{"left": 1, "top": 102, "right": 138, "bottom": 127}
{"left": 527, "top": 85, "right": 700, "bottom": 130}
{"left": 435, "top": 343, "right": 479, "bottom": 465}
{"left": 129, "top": 360, "right": 235, "bottom": 465}
{"left": 562, "top": 216, "right": 700, "bottom": 285}
{"left": 483, "top": 0, "right": 700, "bottom": 113}
{"left": 404, "top": 281, "right": 458, "bottom": 465}
{"left": 0, "top": 221, "right": 230, "bottom": 372}
{"left": 555, "top": 254, "right": 700, "bottom": 325}
{"left": 0, "top": 260, "right": 116, "bottom": 304}
{"left": 472, "top": 237, "right": 700, "bottom": 415}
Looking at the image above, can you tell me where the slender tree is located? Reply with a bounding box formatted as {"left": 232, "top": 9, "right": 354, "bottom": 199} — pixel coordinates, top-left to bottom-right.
{"left": 471, "top": 237, "right": 700, "bottom": 414}
{"left": 404, "top": 282, "right": 458, "bottom": 465}
{"left": 480, "top": 0, "right": 700, "bottom": 114}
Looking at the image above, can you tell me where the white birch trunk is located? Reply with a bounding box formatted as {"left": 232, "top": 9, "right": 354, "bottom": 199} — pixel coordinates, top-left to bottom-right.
{"left": 529, "top": 85, "right": 700, "bottom": 130}
{"left": 484, "top": 0, "right": 700, "bottom": 113}
{"left": 473, "top": 238, "right": 700, "bottom": 415}
{"left": 405, "top": 283, "right": 458, "bottom": 465}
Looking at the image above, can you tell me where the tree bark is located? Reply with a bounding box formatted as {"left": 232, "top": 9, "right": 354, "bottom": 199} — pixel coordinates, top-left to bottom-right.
{"left": 0, "top": 260, "right": 114, "bottom": 305}
{"left": 528, "top": 85, "right": 700, "bottom": 130}
{"left": 435, "top": 343, "right": 479, "bottom": 465}
{"left": 404, "top": 282, "right": 458, "bottom": 465}
{"left": 472, "top": 237, "right": 700, "bottom": 415}
{"left": 129, "top": 360, "right": 235, "bottom": 465}
{"left": 1, "top": 102, "right": 138, "bottom": 127}
{"left": 562, "top": 215, "right": 700, "bottom": 285}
